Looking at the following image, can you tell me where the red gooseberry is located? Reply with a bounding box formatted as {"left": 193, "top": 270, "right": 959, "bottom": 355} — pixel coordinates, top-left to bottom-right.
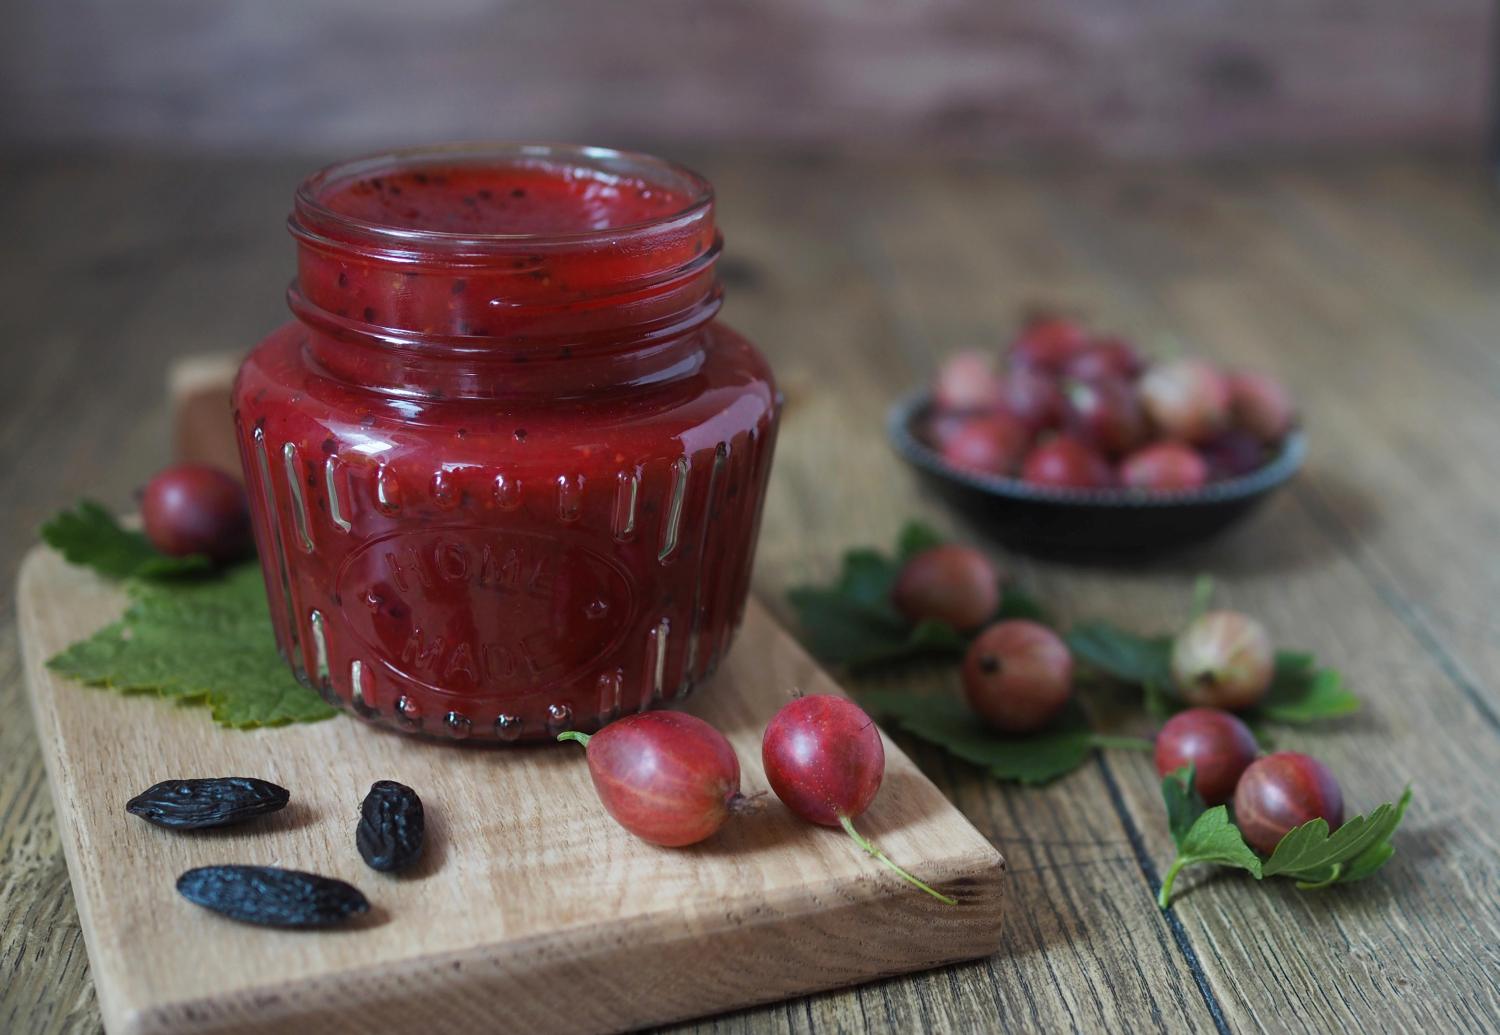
{"left": 1170, "top": 610, "right": 1275, "bottom": 711}
{"left": 1119, "top": 441, "right": 1210, "bottom": 492}
{"left": 962, "top": 620, "right": 1074, "bottom": 733}
{"left": 1064, "top": 337, "right": 1144, "bottom": 382}
{"left": 1063, "top": 377, "right": 1148, "bottom": 456}
{"left": 938, "top": 412, "right": 1031, "bottom": 477}
{"left": 142, "top": 464, "right": 252, "bottom": 563}
{"left": 1020, "top": 436, "right": 1113, "bottom": 490}
{"left": 1007, "top": 315, "right": 1090, "bottom": 373}
{"left": 892, "top": 544, "right": 1002, "bottom": 631}
{"left": 1232, "top": 752, "right": 1344, "bottom": 856}
{"left": 762, "top": 695, "right": 955, "bottom": 904}
{"left": 998, "top": 366, "right": 1066, "bottom": 432}
{"left": 558, "top": 712, "right": 752, "bottom": 847}
{"left": 1154, "top": 708, "right": 1259, "bottom": 805}
{"left": 1139, "top": 358, "right": 1231, "bottom": 443}
{"left": 1229, "top": 371, "right": 1296, "bottom": 444}
{"left": 932, "top": 350, "right": 1003, "bottom": 413}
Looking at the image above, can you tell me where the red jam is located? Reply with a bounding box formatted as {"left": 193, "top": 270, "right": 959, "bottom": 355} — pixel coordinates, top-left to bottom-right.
{"left": 233, "top": 145, "right": 779, "bottom": 742}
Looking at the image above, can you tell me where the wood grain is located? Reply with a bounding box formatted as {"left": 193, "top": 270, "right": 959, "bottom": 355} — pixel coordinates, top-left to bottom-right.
{"left": 2, "top": 149, "right": 1499, "bottom": 1034}
{"left": 17, "top": 548, "right": 1004, "bottom": 1035}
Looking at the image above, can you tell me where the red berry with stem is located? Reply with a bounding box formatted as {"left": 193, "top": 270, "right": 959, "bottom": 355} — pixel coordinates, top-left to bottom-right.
{"left": 1120, "top": 441, "right": 1210, "bottom": 491}
{"left": 938, "top": 412, "right": 1030, "bottom": 476}
{"left": 932, "top": 350, "right": 1003, "bottom": 413}
{"left": 962, "top": 620, "right": 1074, "bottom": 733}
{"left": 1229, "top": 371, "right": 1296, "bottom": 444}
{"left": 1007, "top": 315, "right": 1090, "bottom": 373}
{"left": 141, "top": 464, "right": 251, "bottom": 563}
{"left": 1065, "top": 337, "right": 1144, "bottom": 382}
{"left": 1232, "top": 752, "right": 1344, "bottom": 856}
{"left": 558, "top": 712, "right": 752, "bottom": 847}
{"left": 1063, "top": 377, "right": 1148, "bottom": 456}
{"left": 762, "top": 695, "right": 956, "bottom": 904}
{"left": 1170, "top": 610, "right": 1275, "bottom": 711}
{"left": 1021, "top": 436, "right": 1114, "bottom": 489}
{"left": 892, "top": 544, "right": 1002, "bottom": 631}
{"left": 998, "top": 366, "right": 1065, "bottom": 431}
{"left": 1140, "top": 358, "right": 1231, "bottom": 443}
{"left": 1154, "top": 708, "right": 1259, "bottom": 805}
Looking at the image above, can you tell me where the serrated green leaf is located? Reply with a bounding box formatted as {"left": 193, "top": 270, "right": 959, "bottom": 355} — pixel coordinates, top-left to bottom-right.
{"left": 1180, "top": 807, "right": 1263, "bottom": 876}
{"left": 41, "top": 501, "right": 212, "bottom": 580}
{"left": 858, "top": 689, "right": 1096, "bottom": 785}
{"left": 47, "top": 562, "right": 337, "bottom": 728}
{"left": 1163, "top": 764, "right": 1207, "bottom": 849}
{"left": 1260, "top": 652, "right": 1360, "bottom": 723}
{"left": 1157, "top": 804, "right": 1263, "bottom": 908}
{"left": 1336, "top": 786, "right": 1413, "bottom": 884}
{"left": 1263, "top": 787, "right": 1413, "bottom": 885}
{"left": 1065, "top": 622, "right": 1174, "bottom": 687}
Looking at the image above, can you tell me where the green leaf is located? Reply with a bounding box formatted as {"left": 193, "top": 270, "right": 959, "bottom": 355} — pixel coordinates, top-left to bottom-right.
{"left": 1337, "top": 787, "right": 1413, "bottom": 883}
{"left": 859, "top": 689, "right": 1097, "bottom": 785}
{"left": 1065, "top": 622, "right": 1174, "bottom": 687}
{"left": 1162, "top": 764, "right": 1207, "bottom": 848}
{"left": 48, "top": 562, "right": 337, "bottom": 728}
{"left": 896, "top": 521, "right": 947, "bottom": 560}
{"left": 1263, "top": 787, "right": 1414, "bottom": 887}
{"left": 41, "top": 501, "right": 212, "bottom": 580}
{"left": 1260, "top": 652, "right": 1360, "bottom": 723}
{"left": 1158, "top": 805, "right": 1263, "bottom": 908}
{"left": 996, "top": 584, "right": 1054, "bottom": 627}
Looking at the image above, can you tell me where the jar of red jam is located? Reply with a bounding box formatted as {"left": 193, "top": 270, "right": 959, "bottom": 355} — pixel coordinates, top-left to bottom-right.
{"left": 233, "top": 144, "right": 779, "bottom": 743}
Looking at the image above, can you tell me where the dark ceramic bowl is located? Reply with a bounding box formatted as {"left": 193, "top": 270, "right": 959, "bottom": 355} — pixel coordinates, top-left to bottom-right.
{"left": 887, "top": 390, "right": 1306, "bottom": 560}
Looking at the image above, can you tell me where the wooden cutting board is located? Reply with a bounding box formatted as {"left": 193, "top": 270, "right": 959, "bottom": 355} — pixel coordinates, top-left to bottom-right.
{"left": 17, "top": 546, "right": 1005, "bottom": 1035}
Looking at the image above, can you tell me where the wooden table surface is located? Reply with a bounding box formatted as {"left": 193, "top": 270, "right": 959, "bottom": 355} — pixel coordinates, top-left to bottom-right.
{"left": 3, "top": 149, "right": 1498, "bottom": 1034}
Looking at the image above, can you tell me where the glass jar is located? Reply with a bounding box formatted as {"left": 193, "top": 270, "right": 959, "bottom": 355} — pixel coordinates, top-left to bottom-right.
{"left": 232, "top": 144, "right": 779, "bottom": 743}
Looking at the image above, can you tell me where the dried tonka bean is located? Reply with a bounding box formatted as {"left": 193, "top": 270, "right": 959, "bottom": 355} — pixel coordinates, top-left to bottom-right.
{"left": 177, "top": 865, "right": 369, "bottom": 928}
{"left": 126, "top": 777, "right": 289, "bottom": 830}
{"left": 356, "top": 780, "right": 425, "bottom": 872}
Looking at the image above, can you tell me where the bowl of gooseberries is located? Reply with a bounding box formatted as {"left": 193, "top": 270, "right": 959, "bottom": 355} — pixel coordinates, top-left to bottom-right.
{"left": 888, "top": 315, "right": 1306, "bottom": 558}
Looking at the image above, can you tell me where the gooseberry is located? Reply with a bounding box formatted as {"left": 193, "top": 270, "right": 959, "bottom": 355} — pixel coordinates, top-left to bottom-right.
{"left": 141, "top": 464, "right": 252, "bottom": 563}
{"left": 892, "top": 544, "right": 1002, "bottom": 631}
{"left": 933, "top": 350, "right": 1003, "bottom": 413}
{"left": 938, "top": 412, "right": 1030, "bottom": 476}
{"left": 1170, "top": 610, "right": 1275, "bottom": 711}
{"left": 1154, "top": 708, "right": 1258, "bottom": 805}
{"left": 1119, "top": 441, "right": 1210, "bottom": 491}
{"left": 1229, "top": 371, "right": 1296, "bottom": 444}
{"left": 962, "top": 620, "right": 1074, "bottom": 733}
{"left": 1020, "top": 436, "right": 1113, "bottom": 489}
{"left": 1232, "top": 752, "right": 1343, "bottom": 856}
{"left": 763, "top": 695, "right": 955, "bottom": 903}
{"left": 1139, "top": 358, "right": 1231, "bottom": 443}
{"left": 558, "top": 712, "right": 752, "bottom": 847}
{"left": 1063, "top": 377, "right": 1148, "bottom": 456}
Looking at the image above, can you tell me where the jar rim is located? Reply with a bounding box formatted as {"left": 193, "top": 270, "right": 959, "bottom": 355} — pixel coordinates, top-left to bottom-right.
{"left": 292, "top": 141, "right": 715, "bottom": 254}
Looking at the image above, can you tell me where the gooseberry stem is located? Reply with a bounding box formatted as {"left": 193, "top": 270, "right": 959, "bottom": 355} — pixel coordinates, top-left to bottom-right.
{"left": 838, "top": 815, "right": 957, "bottom": 906}
{"left": 1158, "top": 858, "right": 1185, "bottom": 909}
{"left": 557, "top": 731, "right": 592, "bottom": 747}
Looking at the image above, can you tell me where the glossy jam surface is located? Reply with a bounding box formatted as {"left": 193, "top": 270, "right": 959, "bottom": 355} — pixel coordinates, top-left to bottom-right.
{"left": 234, "top": 146, "right": 778, "bottom": 743}
{"left": 318, "top": 161, "right": 693, "bottom": 236}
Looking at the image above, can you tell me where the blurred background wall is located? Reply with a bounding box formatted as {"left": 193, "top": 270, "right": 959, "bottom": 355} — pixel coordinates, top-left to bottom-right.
{"left": 0, "top": 0, "right": 1490, "bottom": 159}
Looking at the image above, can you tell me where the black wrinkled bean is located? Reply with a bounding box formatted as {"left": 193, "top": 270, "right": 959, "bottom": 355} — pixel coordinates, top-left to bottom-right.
{"left": 176, "top": 865, "right": 369, "bottom": 928}
{"left": 356, "top": 780, "right": 425, "bottom": 872}
{"left": 126, "top": 777, "right": 289, "bottom": 830}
